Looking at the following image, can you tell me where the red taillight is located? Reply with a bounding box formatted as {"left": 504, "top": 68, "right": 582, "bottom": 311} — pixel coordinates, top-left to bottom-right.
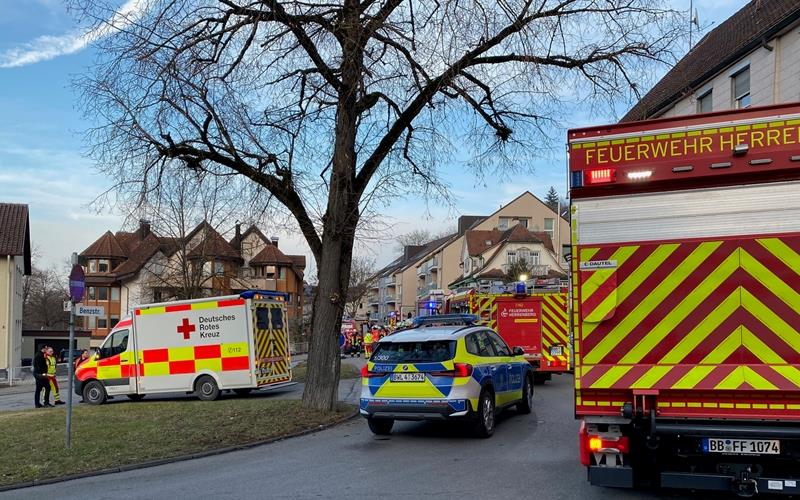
{"left": 360, "top": 365, "right": 382, "bottom": 378}
{"left": 579, "top": 421, "right": 630, "bottom": 467}
{"left": 454, "top": 363, "right": 473, "bottom": 377}
{"left": 586, "top": 168, "right": 615, "bottom": 184}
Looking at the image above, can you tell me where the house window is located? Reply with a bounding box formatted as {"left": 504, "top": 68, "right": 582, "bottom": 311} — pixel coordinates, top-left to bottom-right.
{"left": 732, "top": 66, "right": 750, "bottom": 109}
{"left": 279, "top": 267, "right": 286, "bottom": 280}
{"left": 531, "top": 251, "right": 540, "bottom": 265}
{"left": 110, "top": 315, "right": 120, "bottom": 328}
{"left": 88, "top": 287, "right": 96, "bottom": 300}
{"left": 97, "top": 287, "right": 109, "bottom": 301}
{"left": 507, "top": 250, "right": 517, "bottom": 264}
{"left": 286, "top": 293, "right": 292, "bottom": 304}
{"left": 544, "top": 218, "right": 555, "bottom": 239}
{"left": 111, "top": 287, "right": 120, "bottom": 301}
{"left": 88, "top": 260, "right": 97, "bottom": 273}
{"left": 87, "top": 316, "right": 96, "bottom": 329}
{"left": 97, "top": 317, "right": 108, "bottom": 329}
{"left": 518, "top": 249, "right": 530, "bottom": 264}
{"left": 266, "top": 265, "right": 276, "bottom": 278}
{"left": 98, "top": 260, "right": 109, "bottom": 273}
{"left": 517, "top": 218, "right": 529, "bottom": 228}
{"left": 214, "top": 261, "right": 225, "bottom": 275}
{"left": 697, "top": 89, "right": 712, "bottom": 113}
{"left": 498, "top": 217, "right": 511, "bottom": 230}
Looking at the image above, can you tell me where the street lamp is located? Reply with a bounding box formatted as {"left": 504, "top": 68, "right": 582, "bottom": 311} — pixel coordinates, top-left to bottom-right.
{"left": 518, "top": 274, "right": 528, "bottom": 282}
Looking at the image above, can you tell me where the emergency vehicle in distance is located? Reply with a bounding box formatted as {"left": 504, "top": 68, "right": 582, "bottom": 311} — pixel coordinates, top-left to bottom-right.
{"left": 570, "top": 103, "right": 800, "bottom": 496}
{"left": 75, "top": 291, "right": 292, "bottom": 404}
{"left": 446, "top": 288, "right": 570, "bottom": 383}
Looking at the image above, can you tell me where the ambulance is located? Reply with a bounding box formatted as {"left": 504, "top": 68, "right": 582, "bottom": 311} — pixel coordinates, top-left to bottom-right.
{"left": 75, "top": 291, "right": 292, "bottom": 404}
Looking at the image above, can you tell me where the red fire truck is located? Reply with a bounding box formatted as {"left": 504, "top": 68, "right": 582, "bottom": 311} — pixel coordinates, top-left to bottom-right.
{"left": 446, "top": 289, "right": 570, "bottom": 382}
{"left": 570, "top": 103, "right": 800, "bottom": 495}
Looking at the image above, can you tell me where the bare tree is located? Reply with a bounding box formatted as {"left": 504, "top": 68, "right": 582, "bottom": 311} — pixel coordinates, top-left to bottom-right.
{"left": 23, "top": 266, "right": 69, "bottom": 330}
{"left": 345, "top": 255, "right": 376, "bottom": 318}
{"left": 395, "top": 229, "right": 433, "bottom": 252}
{"left": 74, "top": 0, "right": 683, "bottom": 410}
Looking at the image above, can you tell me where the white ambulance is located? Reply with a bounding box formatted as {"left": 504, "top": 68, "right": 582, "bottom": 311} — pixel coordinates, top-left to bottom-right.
{"left": 75, "top": 291, "right": 293, "bottom": 404}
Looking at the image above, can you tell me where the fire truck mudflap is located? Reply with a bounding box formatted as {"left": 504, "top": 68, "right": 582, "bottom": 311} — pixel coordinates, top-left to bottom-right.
{"left": 570, "top": 104, "right": 800, "bottom": 496}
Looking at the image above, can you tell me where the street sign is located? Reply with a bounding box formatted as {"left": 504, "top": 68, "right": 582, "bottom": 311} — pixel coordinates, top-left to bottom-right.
{"left": 68, "top": 264, "right": 85, "bottom": 303}
{"left": 63, "top": 300, "right": 71, "bottom": 312}
{"left": 75, "top": 304, "right": 105, "bottom": 317}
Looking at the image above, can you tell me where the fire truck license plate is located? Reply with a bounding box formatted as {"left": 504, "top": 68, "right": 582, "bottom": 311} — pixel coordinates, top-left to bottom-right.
{"left": 703, "top": 438, "right": 780, "bottom": 455}
{"left": 549, "top": 345, "right": 563, "bottom": 356}
{"left": 391, "top": 373, "right": 425, "bottom": 382}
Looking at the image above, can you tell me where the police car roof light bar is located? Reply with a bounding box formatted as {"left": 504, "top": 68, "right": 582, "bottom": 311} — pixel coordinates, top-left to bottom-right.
{"left": 411, "top": 314, "right": 478, "bottom": 328}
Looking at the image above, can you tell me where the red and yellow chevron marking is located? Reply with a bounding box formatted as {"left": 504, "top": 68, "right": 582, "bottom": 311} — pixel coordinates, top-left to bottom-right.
{"left": 576, "top": 234, "right": 800, "bottom": 418}
{"left": 466, "top": 292, "right": 571, "bottom": 372}
{"left": 253, "top": 304, "right": 291, "bottom": 385}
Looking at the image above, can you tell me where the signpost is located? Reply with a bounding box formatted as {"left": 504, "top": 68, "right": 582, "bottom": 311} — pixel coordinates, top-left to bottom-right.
{"left": 65, "top": 254, "right": 85, "bottom": 449}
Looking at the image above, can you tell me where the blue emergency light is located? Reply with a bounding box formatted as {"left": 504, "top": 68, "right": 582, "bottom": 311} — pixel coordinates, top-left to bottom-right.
{"left": 515, "top": 282, "right": 527, "bottom": 295}
{"left": 411, "top": 314, "right": 478, "bottom": 328}
{"left": 240, "top": 290, "right": 290, "bottom": 301}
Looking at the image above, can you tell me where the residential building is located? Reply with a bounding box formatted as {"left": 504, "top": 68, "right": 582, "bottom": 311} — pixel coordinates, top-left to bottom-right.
{"left": 623, "top": 1, "right": 800, "bottom": 122}
{"left": 21, "top": 329, "right": 91, "bottom": 364}
{"left": 0, "top": 203, "right": 31, "bottom": 381}
{"left": 449, "top": 224, "right": 563, "bottom": 291}
{"left": 368, "top": 191, "right": 569, "bottom": 321}
{"left": 79, "top": 221, "right": 306, "bottom": 345}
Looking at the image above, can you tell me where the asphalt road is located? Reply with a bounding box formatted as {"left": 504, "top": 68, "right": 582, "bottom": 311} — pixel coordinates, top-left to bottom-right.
{"left": 2, "top": 373, "right": 716, "bottom": 500}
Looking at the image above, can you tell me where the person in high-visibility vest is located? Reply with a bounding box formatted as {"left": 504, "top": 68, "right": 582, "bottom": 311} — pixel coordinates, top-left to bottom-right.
{"left": 45, "top": 346, "right": 65, "bottom": 405}
{"left": 363, "top": 329, "right": 375, "bottom": 359}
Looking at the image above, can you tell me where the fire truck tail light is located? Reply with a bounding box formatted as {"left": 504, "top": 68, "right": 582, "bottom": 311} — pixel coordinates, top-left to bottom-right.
{"left": 588, "top": 435, "right": 630, "bottom": 454}
{"left": 586, "top": 168, "right": 615, "bottom": 184}
{"left": 626, "top": 170, "right": 652, "bottom": 180}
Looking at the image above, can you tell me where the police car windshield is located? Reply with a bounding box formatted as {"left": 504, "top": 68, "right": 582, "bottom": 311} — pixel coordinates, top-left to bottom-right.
{"left": 371, "top": 340, "right": 456, "bottom": 363}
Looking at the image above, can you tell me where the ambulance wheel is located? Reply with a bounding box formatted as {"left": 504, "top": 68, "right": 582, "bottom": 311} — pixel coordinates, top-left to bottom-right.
{"left": 517, "top": 374, "right": 533, "bottom": 414}
{"left": 127, "top": 394, "right": 146, "bottom": 402}
{"left": 472, "top": 389, "right": 496, "bottom": 438}
{"left": 83, "top": 380, "right": 107, "bottom": 405}
{"left": 233, "top": 388, "right": 253, "bottom": 396}
{"left": 195, "top": 375, "right": 220, "bottom": 401}
{"left": 367, "top": 418, "right": 393, "bottom": 435}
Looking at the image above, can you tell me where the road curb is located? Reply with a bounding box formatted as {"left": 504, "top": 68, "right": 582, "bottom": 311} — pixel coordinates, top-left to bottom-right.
{"left": 0, "top": 407, "right": 359, "bottom": 493}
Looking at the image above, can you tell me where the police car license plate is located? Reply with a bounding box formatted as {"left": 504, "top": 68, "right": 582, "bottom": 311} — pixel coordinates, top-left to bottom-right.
{"left": 549, "top": 345, "right": 563, "bottom": 356}
{"left": 703, "top": 438, "right": 780, "bottom": 455}
{"left": 391, "top": 373, "right": 425, "bottom": 382}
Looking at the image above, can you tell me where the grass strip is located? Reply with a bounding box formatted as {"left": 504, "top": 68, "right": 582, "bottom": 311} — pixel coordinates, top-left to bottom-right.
{"left": 292, "top": 361, "right": 361, "bottom": 383}
{"left": 0, "top": 399, "right": 353, "bottom": 487}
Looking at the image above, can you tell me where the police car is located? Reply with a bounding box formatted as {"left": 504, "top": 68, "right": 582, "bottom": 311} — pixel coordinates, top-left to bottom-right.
{"left": 360, "top": 314, "right": 534, "bottom": 437}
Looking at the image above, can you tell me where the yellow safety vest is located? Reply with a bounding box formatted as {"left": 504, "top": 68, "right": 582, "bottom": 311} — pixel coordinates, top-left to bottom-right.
{"left": 364, "top": 333, "right": 373, "bottom": 345}
{"left": 46, "top": 355, "right": 57, "bottom": 375}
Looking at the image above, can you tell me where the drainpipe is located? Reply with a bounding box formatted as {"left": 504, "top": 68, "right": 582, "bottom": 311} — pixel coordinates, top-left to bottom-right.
{"left": 7, "top": 255, "right": 13, "bottom": 386}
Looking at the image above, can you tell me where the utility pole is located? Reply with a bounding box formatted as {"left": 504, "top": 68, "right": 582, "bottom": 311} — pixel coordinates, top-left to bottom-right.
{"left": 66, "top": 253, "right": 84, "bottom": 448}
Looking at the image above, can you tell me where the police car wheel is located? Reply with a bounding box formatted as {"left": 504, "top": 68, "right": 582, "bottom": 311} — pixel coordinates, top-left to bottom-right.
{"left": 195, "top": 375, "right": 220, "bottom": 401}
{"left": 367, "top": 418, "right": 393, "bottom": 435}
{"left": 517, "top": 374, "right": 533, "bottom": 414}
{"left": 83, "top": 380, "right": 106, "bottom": 405}
{"left": 473, "top": 389, "right": 495, "bottom": 438}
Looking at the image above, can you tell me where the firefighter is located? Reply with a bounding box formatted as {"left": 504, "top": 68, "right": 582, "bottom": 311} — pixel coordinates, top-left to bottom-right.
{"left": 363, "top": 328, "right": 375, "bottom": 359}
{"left": 351, "top": 332, "right": 362, "bottom": 357}
{"left": 45, "top": 346, "right": 65, "bottom": 405}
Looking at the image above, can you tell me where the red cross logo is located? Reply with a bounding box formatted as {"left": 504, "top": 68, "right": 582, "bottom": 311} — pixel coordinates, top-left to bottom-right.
{"left": 177, "top": 318, "right": 196, "bottom": 340}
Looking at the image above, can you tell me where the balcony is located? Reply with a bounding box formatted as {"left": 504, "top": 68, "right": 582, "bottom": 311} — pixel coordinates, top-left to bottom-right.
{"left": 503, "top": 263, "right": 551, "bottom": 278}
{"left": 368, "top": 296, "right": 380, "bottom": 306}
{"left": 379, "top": 276, "right": 396, "bottom": 287}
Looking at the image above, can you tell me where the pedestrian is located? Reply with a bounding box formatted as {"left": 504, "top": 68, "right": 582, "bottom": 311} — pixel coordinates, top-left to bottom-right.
{"left": 33, "top": 346, "right": 51, "bottom": 408}
{"left": 74, "top": 349, "right": 90, "bottom": 370}
{"left": 45, "top": 346, "right": 65, "bottom": 405}
{"left": 363, "top": 329, "right": 374, "bottom": 359}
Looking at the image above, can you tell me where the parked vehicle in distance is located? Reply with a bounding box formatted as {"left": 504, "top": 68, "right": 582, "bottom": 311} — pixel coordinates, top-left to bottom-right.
{"left": 360, "top": 314, "right": 534, "bottom": 438}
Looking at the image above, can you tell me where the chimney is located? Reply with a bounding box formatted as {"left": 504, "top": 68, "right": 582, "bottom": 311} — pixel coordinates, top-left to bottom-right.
{"left": 139, "top": 219, "right": 151, "bottom": 240}
{"left": 234, "top": 223, "right": 242, "bottom": 250}
{"left": 270, "top": 236, "right": 279, "bottom": 248}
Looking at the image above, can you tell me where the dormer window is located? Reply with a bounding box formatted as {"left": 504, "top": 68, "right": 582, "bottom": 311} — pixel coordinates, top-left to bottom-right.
{"left": 98, "top": 260, "right": 109, "bottom": 273}
{"left": 485, "top": 240, "right": 492, "bottom": 245}
{"left": 89, "top": 260, "right": 97, "bottom": 273}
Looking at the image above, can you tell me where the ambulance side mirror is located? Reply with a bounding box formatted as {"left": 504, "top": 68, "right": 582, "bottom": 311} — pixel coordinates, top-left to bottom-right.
{"left": 512, "top": 346, "right": 525, "bottom": 356}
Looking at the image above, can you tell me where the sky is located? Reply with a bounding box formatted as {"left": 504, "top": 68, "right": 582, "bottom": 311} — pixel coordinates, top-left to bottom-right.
{"left": 0, "top": 0, "right": 751, "bottom": 276}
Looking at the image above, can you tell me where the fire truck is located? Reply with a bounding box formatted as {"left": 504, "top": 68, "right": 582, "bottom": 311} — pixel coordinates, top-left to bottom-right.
{"left": 445, "top": 289, "right": 570, "bottom": 382}
{"left": 570, "top": 103, "right": 800, "bottom": 495}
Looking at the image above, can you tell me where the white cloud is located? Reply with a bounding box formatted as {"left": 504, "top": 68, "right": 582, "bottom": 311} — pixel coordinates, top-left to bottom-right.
{"left": 0, "top": 0, "right": 147, "bottom": 68}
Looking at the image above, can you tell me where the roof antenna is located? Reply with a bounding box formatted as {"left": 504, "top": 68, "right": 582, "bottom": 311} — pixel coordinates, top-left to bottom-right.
{"left": 689, "top": 0, "right": 700, "bottom": 48}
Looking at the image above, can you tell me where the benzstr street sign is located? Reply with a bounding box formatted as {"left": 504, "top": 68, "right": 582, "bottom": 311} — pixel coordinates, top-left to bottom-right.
{"left": 75, "top": 304, "right": 105, "bottom": 317}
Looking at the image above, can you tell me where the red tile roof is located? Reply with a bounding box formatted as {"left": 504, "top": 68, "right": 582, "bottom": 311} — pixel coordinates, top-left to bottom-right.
{"left": 250, "top": 244, "right": 293, "bottom": 265}
{"left": 623, "top": 0, "right": 800, "bottom": 121}
{"left": 186, "top": 223, "right": 241, "bottom": 260}
{"left": 465, "top": 229, "right": 504, "bottom": 256}
{"left": 0, "top": 203, "right": 31, "bottom": 274}
{"left": 81, "top": 231, "right": 127, "bottom": 259}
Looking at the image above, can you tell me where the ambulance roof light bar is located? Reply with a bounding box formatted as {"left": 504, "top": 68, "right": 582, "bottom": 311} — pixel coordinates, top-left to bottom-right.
{"left": 240, "top": 290, "right": 290, "bottom": 301}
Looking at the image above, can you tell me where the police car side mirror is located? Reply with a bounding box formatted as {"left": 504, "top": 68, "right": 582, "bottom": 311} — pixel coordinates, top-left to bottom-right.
{"left": 512, "top": 346, "right": 525, "bottom": 356}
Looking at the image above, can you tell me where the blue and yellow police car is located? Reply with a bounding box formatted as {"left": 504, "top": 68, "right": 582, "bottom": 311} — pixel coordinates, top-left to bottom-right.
{"left": 360, "top": 314, "right": 534, "bottom": 437}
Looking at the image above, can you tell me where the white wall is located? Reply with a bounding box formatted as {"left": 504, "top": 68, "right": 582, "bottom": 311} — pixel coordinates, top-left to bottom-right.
{"left": 0, "top": 256, "right": 25, "bottom": 379}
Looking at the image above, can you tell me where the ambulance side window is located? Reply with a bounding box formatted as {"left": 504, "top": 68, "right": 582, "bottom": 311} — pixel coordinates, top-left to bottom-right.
{"left": 100, "top": 330, "right": 129, "bottom": 358}
{"left": 256, "top": 308, "right": 269, "bottom": 330}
